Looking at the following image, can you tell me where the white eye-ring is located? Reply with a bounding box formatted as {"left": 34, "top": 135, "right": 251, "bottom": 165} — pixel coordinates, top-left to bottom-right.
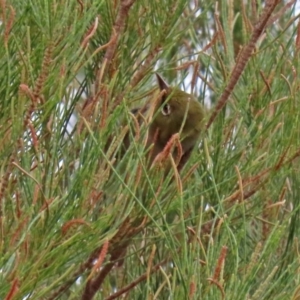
{"left": 161, "top": 103, "right": 171, "bottom": 116}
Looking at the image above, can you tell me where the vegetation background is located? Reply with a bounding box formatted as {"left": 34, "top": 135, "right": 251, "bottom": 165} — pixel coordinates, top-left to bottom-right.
{"left": 0, "top": 0, "right": 300, "bottom": 299}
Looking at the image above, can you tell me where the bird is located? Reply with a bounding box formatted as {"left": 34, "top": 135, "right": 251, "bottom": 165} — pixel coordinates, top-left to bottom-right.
{"left": 138, "top": 73, "right": 206, "bottom": 172}
{"left": 110, "top": 73, "right": 205, "bottom": 176}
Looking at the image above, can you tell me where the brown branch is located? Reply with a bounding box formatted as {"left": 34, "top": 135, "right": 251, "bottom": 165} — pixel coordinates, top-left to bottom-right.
{"left": 87, "top": 240, "right": 109, "bottom": 281}
{"left": 202, "top": 31, "right": 219, "bottom": 53}
{"left": 259, "top": 70, "right": 272, "bottom": 96}
{"left": 4, "top": 278, "right": 19, "bottom": 300}
{"left": 46, "top": 246, "right": 103, "bottom": 300}
{"left": 95, "top": 0, "right": 136, "bottom": 92}
{"left": 104, "top": 258, "right": 168, "bottom": 300}
{"left": 224, "top": 141, "right": 300, "bottom": 204}
{"left": 82, "top": 242, "right": 130, "bottom": 300}
{"left": 81, "top": 218, "right": 144, "bottom": 300}
{"left": 77, "top": 0, "right": 84, "bottom": 15}
{"left": 206, "top": 0, "right": 280, "bottom": 129}
{"left": 104, "top": 0, "right": 135, "bottom": 63}
{"left": 266, "top": 0, "right": 296, "bottom": 26}
{"left": 81, "top": 17, "right": 99, "bottom": 49}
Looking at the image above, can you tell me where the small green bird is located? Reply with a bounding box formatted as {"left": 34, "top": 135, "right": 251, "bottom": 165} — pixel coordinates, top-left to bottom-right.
{"left": 124, "top": 74, "right": 205, "bottom": 172}
{"left": 103, "top": 74, "right": 205, "bottom": 209}
{"left": 147, "top": 74, "right": 205, "bottom": 171}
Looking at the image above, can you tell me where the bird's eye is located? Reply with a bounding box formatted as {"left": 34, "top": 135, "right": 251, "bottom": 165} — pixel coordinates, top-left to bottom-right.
{"left": 161, "top": 103, "right": 171, "bottom": 116}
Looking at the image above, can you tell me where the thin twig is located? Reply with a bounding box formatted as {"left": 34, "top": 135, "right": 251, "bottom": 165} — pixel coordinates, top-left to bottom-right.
{"left": 206, "top": 0, "right": 280, "bottom": 129}
{"left": 95, "top": 0, "right": 136, "bottom": 92}
{"left": 104, "top": 258, "right": 168, "bottom": 300}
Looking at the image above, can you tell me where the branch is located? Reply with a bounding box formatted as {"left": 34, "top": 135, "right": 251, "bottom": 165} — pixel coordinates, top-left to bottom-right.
{"left": 206, "top": 0, "right": 280, "bottom": 129}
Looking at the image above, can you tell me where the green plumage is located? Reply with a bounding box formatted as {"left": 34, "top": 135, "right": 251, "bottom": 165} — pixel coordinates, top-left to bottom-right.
{"left": 120, "top": 74, "right": 206, "bottom": 172}
{"left": 147, "top": 74, "right": 206, "bottom": 170}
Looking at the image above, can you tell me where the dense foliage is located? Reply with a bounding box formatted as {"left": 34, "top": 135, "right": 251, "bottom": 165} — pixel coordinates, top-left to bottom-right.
{"left": 0, "top": 1, "right": 300, "bottom": 299}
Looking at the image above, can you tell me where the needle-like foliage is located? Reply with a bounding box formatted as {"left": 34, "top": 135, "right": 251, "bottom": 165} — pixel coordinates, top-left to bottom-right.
{"left": 1, "top": 1, "right": 300, "bottom": 299}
